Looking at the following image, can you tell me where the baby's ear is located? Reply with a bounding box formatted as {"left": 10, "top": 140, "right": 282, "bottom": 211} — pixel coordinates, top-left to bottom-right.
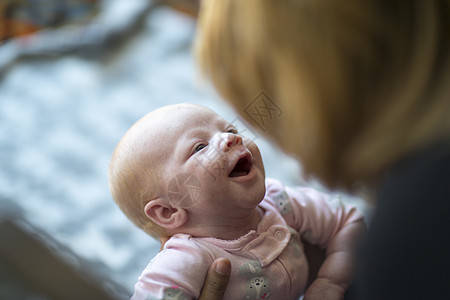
{"left": 144, "top": 198, "right": 188, "bottom": 230}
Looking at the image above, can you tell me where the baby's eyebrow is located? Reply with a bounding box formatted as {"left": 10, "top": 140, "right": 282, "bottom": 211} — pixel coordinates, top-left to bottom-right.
{"left": 186, "top": 122, "right": 218, "bottom": 137}
{"left": 176, "top": 130, "right": 205, "bottom": 152}
{"left": 184, "top": 129, "right": 207, "bottom": 140}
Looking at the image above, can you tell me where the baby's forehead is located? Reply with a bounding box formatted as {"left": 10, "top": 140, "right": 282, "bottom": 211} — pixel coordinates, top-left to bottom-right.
{"left": 151, "top": 104, "right": 226, "bottom": 128}
{"left": 156, "top": 103, "right": 219, "bottom": 118}
{"left": 134, "top": 104, "right": 228, "bottom": 144}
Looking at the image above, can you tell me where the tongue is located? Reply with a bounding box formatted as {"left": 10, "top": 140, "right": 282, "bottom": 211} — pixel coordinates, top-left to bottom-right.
{"left": 229, "top": 170, "right": 247, "bottom": 177}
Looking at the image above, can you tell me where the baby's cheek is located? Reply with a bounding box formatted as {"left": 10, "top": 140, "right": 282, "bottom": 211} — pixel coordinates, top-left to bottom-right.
{"left": 167, "top": 173, "right": 202, "bottom": 208}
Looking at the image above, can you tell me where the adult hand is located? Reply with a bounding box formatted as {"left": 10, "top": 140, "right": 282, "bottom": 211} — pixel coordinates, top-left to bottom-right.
{"left": 159, "top": 236, "right": 170, "bottom": 251}
{"left": 198, "top": 258, "right": 231, "bottom": 300}
{"left": 160, "top": 237, "right": 231, "bottom": 300}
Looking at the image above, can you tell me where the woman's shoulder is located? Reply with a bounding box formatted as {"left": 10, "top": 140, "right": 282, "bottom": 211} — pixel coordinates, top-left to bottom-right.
{"left": 378, "top": 140, "right": 450, "bottom": 206}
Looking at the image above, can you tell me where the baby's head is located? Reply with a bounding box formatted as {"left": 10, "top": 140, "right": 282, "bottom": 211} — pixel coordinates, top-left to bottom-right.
{"left": 108, "top": 104, "right": 266, "bottom": 238}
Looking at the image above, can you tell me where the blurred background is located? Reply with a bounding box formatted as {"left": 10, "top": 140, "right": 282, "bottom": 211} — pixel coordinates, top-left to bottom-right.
{"left": 0, "top": 1, "right": 366, "bottom": 299}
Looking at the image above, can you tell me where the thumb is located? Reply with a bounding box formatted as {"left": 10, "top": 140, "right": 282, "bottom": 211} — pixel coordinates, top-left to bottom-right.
{"left": 159, "top": 236, "right": 170, "bottom": 252}
{"left": 199, "top": 258, "right": 231, "bottom": 300}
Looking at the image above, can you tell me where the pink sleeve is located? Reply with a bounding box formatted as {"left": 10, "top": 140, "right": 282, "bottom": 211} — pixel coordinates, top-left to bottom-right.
{"left": 131, "top": 235, "right": 214, "bottom": 300}
{"left": 265, "top": 178, "right": 364, "bottom": 249}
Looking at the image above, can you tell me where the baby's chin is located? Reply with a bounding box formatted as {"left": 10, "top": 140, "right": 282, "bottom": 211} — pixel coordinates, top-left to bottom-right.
{"left": 246, "top": 183, "right": 267, "bottom": 208}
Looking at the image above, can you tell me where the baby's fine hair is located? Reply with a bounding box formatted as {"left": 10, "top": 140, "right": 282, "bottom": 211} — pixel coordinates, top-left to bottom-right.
{"left": 108, "top": 119, "right": 166, "bottom": 239}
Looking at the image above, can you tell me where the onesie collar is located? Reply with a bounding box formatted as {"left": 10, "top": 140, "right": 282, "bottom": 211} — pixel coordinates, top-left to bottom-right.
{"left": 196, "top": 199, "right": 292, "bottom": 267}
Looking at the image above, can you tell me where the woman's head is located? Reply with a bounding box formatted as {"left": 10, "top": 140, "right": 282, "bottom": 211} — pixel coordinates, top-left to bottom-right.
{"left": 196, "top": 0, "right": 450, "bottom": 190}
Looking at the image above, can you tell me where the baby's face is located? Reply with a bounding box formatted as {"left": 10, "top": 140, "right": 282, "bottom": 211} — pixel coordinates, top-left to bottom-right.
{"left": 140, "top": 104, "right": 266, "bottom": 218}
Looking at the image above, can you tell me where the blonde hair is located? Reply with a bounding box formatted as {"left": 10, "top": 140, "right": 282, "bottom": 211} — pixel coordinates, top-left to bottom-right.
{"left": 108, "top": 123, "right": 167, "bottom": 239}
{"left": 196, "top": 0, "right": 450, "bottom": 190}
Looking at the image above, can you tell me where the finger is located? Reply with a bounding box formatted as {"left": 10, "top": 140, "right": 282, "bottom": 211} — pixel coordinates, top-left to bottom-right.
{"left": 159, "top": 236, "right": 170, "bottom": 252}
{"left": 198, "top": 258, "right": 231, "bottom": 300}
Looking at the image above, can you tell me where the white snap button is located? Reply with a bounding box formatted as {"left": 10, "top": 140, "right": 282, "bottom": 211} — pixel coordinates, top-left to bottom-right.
{"left": 275, "top": 230, "right": 285, "bottom": 240}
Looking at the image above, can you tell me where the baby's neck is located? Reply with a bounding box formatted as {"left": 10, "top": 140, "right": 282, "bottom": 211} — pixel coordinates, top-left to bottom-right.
{"left": 176, "top": 207, "right": 264, "bottom": 241}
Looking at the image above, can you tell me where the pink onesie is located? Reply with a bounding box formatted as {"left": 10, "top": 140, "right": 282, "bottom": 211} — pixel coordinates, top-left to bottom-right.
{"left": 131, "top": 178, "right": 363, "bottom": 300}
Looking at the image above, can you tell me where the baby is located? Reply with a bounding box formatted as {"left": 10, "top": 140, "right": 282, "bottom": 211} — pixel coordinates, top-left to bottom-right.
{"left": 108, "top": 103, "right": 365, "bottom": 300}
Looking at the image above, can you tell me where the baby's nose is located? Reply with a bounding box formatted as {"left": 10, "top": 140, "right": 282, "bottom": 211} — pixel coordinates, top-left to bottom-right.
{"left": 218, "top": 132, "right": 242, "bottom": 151}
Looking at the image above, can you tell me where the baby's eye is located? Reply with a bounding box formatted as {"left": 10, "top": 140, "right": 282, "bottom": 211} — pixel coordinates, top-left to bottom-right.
{"left": 227, "top": 127, "right": 238, "bottom": 134}
{"left": 194, "top": 144, "right": 207, "bottom": 153}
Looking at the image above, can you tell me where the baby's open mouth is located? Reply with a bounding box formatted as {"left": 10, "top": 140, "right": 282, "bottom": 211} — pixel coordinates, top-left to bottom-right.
{"left": 229, "top": 156, "right": 251, "bottom": 177}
